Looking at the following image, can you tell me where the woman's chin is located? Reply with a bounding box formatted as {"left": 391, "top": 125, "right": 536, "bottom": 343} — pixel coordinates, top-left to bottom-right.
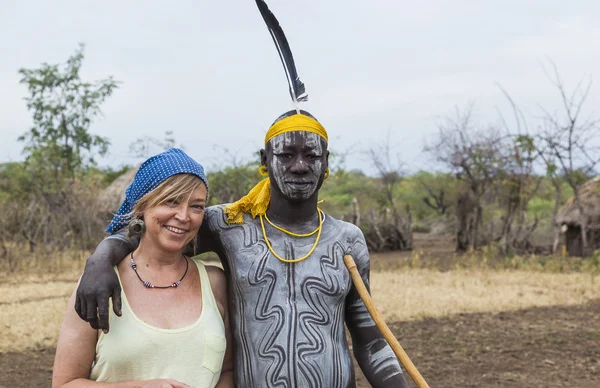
{"left": 157, "top": 238, "right": 190, "bottom": 254}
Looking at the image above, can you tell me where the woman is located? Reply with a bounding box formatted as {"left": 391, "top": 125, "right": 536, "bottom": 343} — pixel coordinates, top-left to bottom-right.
{"left": 53, "top": 148, "right": 233, "bottom": 388}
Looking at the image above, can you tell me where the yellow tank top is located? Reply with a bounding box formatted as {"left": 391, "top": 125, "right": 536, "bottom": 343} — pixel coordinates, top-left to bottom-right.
{"left": 89, "top": 259, "right": 226, "bottom": 388}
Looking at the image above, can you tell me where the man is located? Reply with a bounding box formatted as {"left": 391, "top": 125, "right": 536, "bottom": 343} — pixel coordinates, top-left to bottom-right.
{"left": 76, "top": 110, "right": 409, "bottom": 387}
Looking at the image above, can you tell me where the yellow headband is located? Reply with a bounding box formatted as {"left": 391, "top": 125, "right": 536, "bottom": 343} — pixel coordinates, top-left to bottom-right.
{"left": 264, "top": 113, "right": 328, "bottom": 145}
{"left": 224, "top": 113, "right": 328, "bottom": 225}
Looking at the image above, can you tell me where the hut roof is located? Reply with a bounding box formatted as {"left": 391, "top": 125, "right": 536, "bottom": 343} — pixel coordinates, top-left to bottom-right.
{"left": 556, "top": 175, "right": 600, "bottom": 228}
{"left": 96, "top": 165, "right": 140, "bottom": 213}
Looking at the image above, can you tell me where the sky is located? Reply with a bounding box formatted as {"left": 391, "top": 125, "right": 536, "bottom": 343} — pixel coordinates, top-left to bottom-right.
{"left": 1, "top": 0, "right": 600, "bottom": 175}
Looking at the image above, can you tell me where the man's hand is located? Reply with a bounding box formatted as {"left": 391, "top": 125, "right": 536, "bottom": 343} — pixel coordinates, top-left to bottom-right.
{"left": 74, "top": 255, "right": 122, "bottom": 332}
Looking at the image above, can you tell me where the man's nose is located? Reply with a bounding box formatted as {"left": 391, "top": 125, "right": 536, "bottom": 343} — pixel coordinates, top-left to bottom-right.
{"left": 289, "top": 156, "right": 309, "bottom": 174}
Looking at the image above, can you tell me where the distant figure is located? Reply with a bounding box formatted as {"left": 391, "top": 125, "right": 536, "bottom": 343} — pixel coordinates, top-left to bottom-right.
{"left": 53, "top": 148, "right": 233, "bottom": 388}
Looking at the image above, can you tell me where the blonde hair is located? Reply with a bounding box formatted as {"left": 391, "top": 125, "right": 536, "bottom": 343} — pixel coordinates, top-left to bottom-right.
{"left": 131, "top": 174, "right": 207, "bottom": 218}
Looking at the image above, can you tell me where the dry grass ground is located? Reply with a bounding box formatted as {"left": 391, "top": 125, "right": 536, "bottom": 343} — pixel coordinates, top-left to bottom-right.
{"left": 370, "top": 269, "right": 600, "bottom": 322}
{"left": 1, "top": 255, "right": 599, "bottom": 353}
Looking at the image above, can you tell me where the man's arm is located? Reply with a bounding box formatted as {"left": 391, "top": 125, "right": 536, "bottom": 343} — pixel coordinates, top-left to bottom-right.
{"left": 74, "top": 231, "right": 139, "bottom": 332}
{"left": 195, "top": 207, "right": 229, "bottom": 273}
{"left": 344, "top": 229, "right": 409, "bottom": 388}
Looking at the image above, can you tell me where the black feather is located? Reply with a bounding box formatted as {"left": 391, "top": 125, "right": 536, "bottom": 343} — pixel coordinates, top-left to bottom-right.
{"left": 255, "top": 0, "right": 308, "bottom": 104}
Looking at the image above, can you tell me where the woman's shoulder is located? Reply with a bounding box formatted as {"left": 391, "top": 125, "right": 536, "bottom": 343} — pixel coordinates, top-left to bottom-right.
{"left": 191, "top": 259, "right": 224, "bottom": 280}
{"left": 195, "top": 261, "right": 226, "bottom": 294}
{"left": 201, "top": 263, "right": 227, "bottom": 316}
{"left": 203, "top": 263, "right": 226, "bottom": 283}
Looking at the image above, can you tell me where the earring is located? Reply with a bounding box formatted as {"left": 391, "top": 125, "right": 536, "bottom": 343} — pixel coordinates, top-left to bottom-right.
{"left": 324, "top": 168, "right": 330, "bottom": 180}
{"left": 258, "top": 165, "right": 269, "bottom": 177}
{"left": 128, "top": 218, "right": 146, "bottom": 237}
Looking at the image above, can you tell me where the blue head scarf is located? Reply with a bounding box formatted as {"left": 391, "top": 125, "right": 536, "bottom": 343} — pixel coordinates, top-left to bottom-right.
{"left": 106, "top": 148, "right": 208, "bottom": 234}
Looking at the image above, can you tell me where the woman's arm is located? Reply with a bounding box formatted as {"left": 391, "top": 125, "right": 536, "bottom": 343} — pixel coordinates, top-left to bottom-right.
{"left": 206, "top": 266, "right": 234, "bottom": 388}
{"left": 59, "top": 378, "right": 190, "bottom": 388}
{"left": 53, "top": 284, "right": 99, "bottom": 387}
{"left": 53, "top": 285, "right": 191, "bottom": 388}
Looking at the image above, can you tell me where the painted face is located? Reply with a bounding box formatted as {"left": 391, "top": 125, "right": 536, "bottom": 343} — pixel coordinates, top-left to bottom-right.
{"left": 267, "top": 131, "right": 327, "bottom": 202}
{"left": 142, "top": 184, "right": 207, "bottom": 253}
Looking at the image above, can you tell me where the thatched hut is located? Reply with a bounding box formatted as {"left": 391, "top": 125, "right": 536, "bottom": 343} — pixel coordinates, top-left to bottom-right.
{"left": 96, "top": 165, "right": 140, "bottom": 215}
{"left": 556, "top": 175, "right": 600, "bottom": 256}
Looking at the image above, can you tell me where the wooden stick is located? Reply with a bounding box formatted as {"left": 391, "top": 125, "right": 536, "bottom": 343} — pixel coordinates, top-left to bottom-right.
{"left": 343, "top": 254, "right": 430, "bottom": 388}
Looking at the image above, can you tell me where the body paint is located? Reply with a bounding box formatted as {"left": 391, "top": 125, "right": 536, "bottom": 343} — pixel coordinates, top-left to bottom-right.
{"left": 268, "top": 132, "right": 324, "bottom": 201}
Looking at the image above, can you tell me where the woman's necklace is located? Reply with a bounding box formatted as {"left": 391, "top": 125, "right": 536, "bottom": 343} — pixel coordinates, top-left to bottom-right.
{"left": 129, "top": 252, "right": 189, "bottom": 289}
{"left": 259, "top": 208, "right": 324, "bottom": 264}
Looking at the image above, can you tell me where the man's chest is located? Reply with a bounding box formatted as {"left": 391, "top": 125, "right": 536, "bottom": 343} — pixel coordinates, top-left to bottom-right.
{"left": 220, "top": 224, "right": 353, "bottom": 305}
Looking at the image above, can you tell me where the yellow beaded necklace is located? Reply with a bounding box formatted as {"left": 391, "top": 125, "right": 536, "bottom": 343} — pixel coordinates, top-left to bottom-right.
{"left": 264, "top": 210, "right": 323, "bottom": 237}
{"left": 260, "top": 209, "right": 324, "bottom": 263}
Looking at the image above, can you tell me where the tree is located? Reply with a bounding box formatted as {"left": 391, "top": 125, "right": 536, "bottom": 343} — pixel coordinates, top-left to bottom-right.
{"left": 129, "top": 130, "right": 178, "bottom": 158}
{"left": 425, "top": 106, "right": 506, "bottom": 251}
{"left": 18, "top": 43, "right": 119, "bottom": 179}
{"left": 415, "top": 171, "right": 456, "bottom": 216}
{"left": 12, "top": 44, "right": 119, "bottom": 253}
{"left": 364, "top": 133, "right": 413, "bottom": 251}
{"left": 537, "top": 63, "right": 600, "bottom": 255}
{"left": 205, "top": 147, "right": 261, "bottom": 206}
{"left": 493, "top": 89, "right": 544, "bottom": 254}
{"left": 496, "top": 134, "right": 542, "bottom": 254}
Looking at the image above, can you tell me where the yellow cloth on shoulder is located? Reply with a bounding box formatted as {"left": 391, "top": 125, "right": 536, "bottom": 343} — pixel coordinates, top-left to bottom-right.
{"left": 224, "top": 178, "right": 271, "bottom": 224}
{"left": 224, "top": 114, "right": 327, "bottom": 224}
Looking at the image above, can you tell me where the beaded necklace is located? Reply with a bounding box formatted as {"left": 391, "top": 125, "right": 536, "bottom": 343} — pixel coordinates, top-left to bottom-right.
{"left": 264, "top": 209, "right": 323, "bottom": 237}
{"left": 259, "top": 208, "right": 324, "bottom": 263}
{"left": 129, "top": 252, "right": 189, "bottom": 289}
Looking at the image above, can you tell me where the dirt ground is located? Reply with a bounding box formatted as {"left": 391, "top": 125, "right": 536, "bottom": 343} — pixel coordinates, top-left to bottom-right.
{"left": 354, "top": 301, "right": 600, "bottom": 388}
{"left": 2, "top": 301, "right": 598, "bottom": 388}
